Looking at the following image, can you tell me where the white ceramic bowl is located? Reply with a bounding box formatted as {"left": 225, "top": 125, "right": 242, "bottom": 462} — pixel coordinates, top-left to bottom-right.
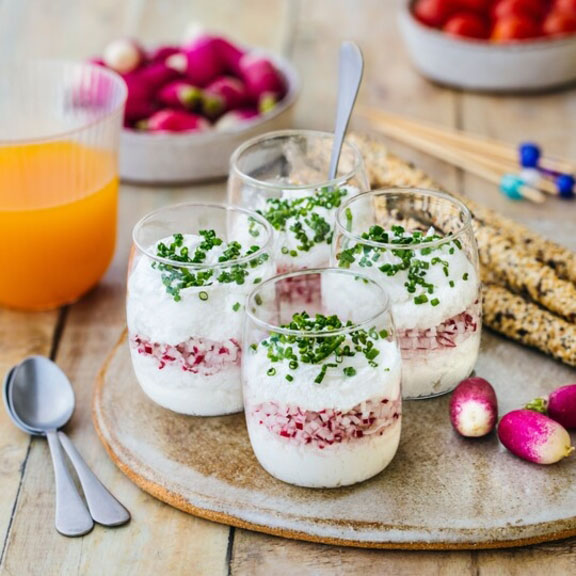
{"left": 399, "top": 1, "right": 576, "bottom": 92}
{"left": 119, "top": 51, "right": 299, "bottom": 183}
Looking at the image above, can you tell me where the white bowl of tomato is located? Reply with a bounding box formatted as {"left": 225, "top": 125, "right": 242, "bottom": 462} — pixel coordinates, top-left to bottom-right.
{"left": 399, "top": 0, "right": 576, "bottom": 91}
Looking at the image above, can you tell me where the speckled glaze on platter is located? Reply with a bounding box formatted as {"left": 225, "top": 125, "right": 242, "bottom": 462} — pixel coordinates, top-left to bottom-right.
{"left": 93, "top": 330, "right": 576, "bottom": 550}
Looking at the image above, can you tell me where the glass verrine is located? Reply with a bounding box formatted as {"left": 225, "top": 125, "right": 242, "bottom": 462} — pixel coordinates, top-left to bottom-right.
{"left": 127, "top": 203, "right": 274, "bottom": 416}
{"left": 228, "top": 130, "right": 370, "bottom": 274}
{"left": 332, "top": 188, "right": 481, "bottom": 400}
{"left": 243, "top": 268, "right": 402, "bottom": 488}
{"left": 0, "top": 60, "right": 126, "bottom": 310}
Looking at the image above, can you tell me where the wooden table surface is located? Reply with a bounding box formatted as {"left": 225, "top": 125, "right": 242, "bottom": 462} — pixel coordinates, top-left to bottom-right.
{"left": 1, "top": 1, "right": 575, "bottom": 574}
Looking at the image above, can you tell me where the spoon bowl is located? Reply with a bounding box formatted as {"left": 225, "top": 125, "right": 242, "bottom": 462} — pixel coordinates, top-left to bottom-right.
{"left": 10, "top": 356, "right": 75, "bottom": 432}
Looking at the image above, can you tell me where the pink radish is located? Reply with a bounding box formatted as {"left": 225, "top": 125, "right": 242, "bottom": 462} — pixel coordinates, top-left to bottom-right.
{"left": 158, "top": 81, "right": 202, "bottom": 109}
{"left": 137, "top": 109, "right": 210, "bottom": 132}
{"left": 239, "top": 54, "right": 286, "bottom": 101}
{"left": 258, "top": 91, "right": 282, "bottom": 114}
{"left": 498, "top": 410, "right": 574, "bottom": 464}
{"left": 149, "top": 45, "right": 180, "bottom": 63}
{"left": 449, "top": 377, "right": 498, "bottom": 437}
{"left": 104, "top": 39, "right": 146, "bottom": 74}
{"left": 525, "top": 384, "right": 576, "bottom": 429}
{"left": 212, "top": 37, "right": 245, "bottom": 76}
{"left": 202, "top": 76, "right": 249, "bottom": 117}
{"left": 167, "top": 37, "right": 224, "bottom": 87}
{"left": 124, "top": 98, "right": 159, "bottom": 125}
{"left": 215, "top": 107, "right": 259, "bottom": 130}
{"left": 131, "top": 62, "right": 180, "bottom": 92}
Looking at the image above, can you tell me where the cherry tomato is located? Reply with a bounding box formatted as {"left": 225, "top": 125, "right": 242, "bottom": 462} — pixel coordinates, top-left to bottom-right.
{"left": 451, "top": 0, "right": 494, "bottom": 14}
{"left": 413, "top": 0, "right": 456, "bottom": 27}
{"left": 492, "top": 0, "right": 548, "bottom": 21}
{"left": 444, "top": 12, "right": 491, "bottom": 37}
{"left": 491, "top": 15, "right": 542, "bottom": 40}
{"left": 543, "top": 10, "right": 576, "bottom": 35}
{"left": 554, "top": 0, "right": 576, "bottom": 15}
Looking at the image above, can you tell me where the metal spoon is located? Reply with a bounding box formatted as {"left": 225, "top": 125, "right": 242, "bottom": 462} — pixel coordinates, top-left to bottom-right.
{"left": 328, "top": 41, "right": 364, "bottom": 181}
{"left": 7, "top": 357, "right": 130, "bottom": 534}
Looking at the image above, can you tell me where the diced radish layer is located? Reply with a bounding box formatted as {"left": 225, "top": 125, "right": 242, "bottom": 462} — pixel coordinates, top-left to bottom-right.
{"left": 251, "top": 396, "right": 401, "bottom": 450}
{"left": 399, "top": 302, "right": 480, "bottom": 357}
{"left": 130, "top": 334, "right": 241, "bottom": 375}
{"left": 449, "top": 377, "right": 498, "bottom": 437}
{"left": 498, "top": 410, "right": 574, "bottom": 465}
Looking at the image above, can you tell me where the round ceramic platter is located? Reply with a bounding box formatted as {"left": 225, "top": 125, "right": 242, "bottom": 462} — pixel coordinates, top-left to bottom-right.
{"left": 93, "top": 330, "right": 576, "bottom": 550}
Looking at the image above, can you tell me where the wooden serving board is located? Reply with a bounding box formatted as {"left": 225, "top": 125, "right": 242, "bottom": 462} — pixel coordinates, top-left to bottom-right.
{"left": 93, "top": 330, "right": 576, "bottom": 550}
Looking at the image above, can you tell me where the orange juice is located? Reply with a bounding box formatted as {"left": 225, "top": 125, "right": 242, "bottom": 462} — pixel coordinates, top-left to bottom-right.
{"left": 0, "top": 141, "right": 118, "bottom": 310}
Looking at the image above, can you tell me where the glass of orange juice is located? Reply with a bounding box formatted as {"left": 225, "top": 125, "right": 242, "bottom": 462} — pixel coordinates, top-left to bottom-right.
{"left": 0, "top": 61, "right": 127, "bottom": 310}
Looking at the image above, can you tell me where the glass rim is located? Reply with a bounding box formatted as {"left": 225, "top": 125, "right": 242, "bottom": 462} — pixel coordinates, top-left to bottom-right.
{"left": 132, "top": 202, "right": 275, "bottom": 270}
{"left": 0, "top": 60, "right": 127, "bottom": 145}
{"left": 334, "top": 187, "right": 473, "bottom": 250}
{"left": 245, "top": 267, "right": 393, "bottom": 337}
{"left": 229, "top": 129, "right": 365, "bottom": 191}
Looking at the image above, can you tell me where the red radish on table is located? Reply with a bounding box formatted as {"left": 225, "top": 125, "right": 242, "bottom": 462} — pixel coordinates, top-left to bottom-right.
{"left": 138, "top": 109, "right": 210, "bottom": 132}
{"left": 104, "top": 38, "right": 145, "bottom": 74}
{"left": 449, "top": 377, "right": 498, "bottom": 437}
{"left": 498, "top": 410, "right": 574, "bottom": 464}
{"left": 525, "top": 384, "right": 576, "bottom": 429}
{"left": 158, "top": 81, "right": 203, "bottom": 110}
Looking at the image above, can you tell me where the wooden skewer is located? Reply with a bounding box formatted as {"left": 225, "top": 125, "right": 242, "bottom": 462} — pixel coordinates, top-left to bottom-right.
{"left": 358, "top": 106, "right": 575, "bottom": 176}
{"left": 361, "top": 112, "right": 546, "bottom": 203}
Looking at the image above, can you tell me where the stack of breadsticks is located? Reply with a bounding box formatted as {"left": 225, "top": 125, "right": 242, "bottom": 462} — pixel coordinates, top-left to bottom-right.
{"left": 349, "top": 133, "right": 576, "bottom": 368}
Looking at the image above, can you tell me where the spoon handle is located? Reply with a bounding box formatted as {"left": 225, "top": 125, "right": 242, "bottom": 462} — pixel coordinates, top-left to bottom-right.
{"left": 58, "top": 431, "right": 131, "bottom": 527}
{"left": 45, "top": 430, "right": 94, "bottom": 537}
{"left": 328, "top": 41, "right": 364, "bottom": 181}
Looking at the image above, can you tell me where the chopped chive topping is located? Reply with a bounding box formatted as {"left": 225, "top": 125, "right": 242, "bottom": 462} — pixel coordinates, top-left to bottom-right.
{"left": 257, "top": 186, "right": 348, "bottom": 258}
{"left": 285, "top": 374, "right": 294, "bottom": 382}
{"left": 337, "top": 223, "right": 465, "bottom": 306}
{"left": 431, "top": 298, "right": 440, "bottom": 307}
{"left": 255, "top": 294, "right": 263, "bottom": 306}
{"left": 449, "top": 280, "right": 455, "bottom": 288}
{"left": 153, "top": 231, "right": 268, "bottom": 301}
{"left": 463, "top": 273, "right": 469, "bottom": 281}
{"left": 253, "top": 312, "right": 386, "bottom": 385}
{"left": 267, "top": 367, "right": 276, "bottom": 376}
{"left": 232, "top": 302, "right": 241, "bottom": 312}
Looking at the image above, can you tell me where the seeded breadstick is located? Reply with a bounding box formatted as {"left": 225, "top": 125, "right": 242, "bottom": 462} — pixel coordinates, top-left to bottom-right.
{"left": 350, "top": 133, "right": 576, "bottom": 284}
{"left": 475, "top": 226, "right": 576, "bottom": 323}
{"left": 482, "top": 283, "right": 576, "bottom": 367}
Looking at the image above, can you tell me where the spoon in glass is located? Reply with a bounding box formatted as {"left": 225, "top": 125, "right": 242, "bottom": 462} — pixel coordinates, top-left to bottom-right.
{"left": 5, "top": 356, "right": 130, "bottom": 535}
{"left": 327, "top": 41, "right": 364, "bottom": 181}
